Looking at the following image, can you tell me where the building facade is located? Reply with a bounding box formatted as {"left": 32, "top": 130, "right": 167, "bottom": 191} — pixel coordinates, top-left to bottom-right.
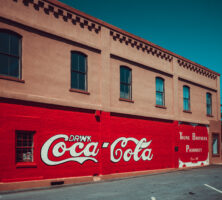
{"left": 0, "top": 0, "right": 221, "bottom": 190}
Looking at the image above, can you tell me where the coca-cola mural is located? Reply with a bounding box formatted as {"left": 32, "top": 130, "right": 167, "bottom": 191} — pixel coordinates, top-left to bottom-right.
{"left": 41, "top": 135, "right": 153, "bottom": 166}
{"left": 0, "top": 102, "right": 209, "bottom": 183}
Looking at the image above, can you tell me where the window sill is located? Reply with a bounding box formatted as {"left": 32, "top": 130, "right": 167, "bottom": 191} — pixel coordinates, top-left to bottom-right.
{"left": 0, "top": 75, "right": 25, "bottom": 83}
{"left": 207, "top": 114, "right": 214, "bottom": 117}
{"left": 119, "top": 98, "right": 134, "bottom": 103}
{"left": 16, "top": 162, "right": 37, "bottom": 168}
{"left": 183, "top": 110, "right": 192, "bottom": 114}
{"left": 155, "top": 105, "right": 166, "bottom": 109}
{"left": 212, "top": 154, "right": 220, "bottom": 157}
{"left": 69, "top": 88, "right": 90, "bottom": 95}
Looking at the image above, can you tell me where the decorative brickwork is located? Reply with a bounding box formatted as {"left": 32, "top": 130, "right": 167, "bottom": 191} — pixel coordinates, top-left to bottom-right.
{"left": 16, "top": 0, "right": 101, "bottom": 33}
{"left": 110, "top": 31, "right": 173, "bottom": 62}
{"left": 177, "top": 59, "right": 217, "bottom": 80}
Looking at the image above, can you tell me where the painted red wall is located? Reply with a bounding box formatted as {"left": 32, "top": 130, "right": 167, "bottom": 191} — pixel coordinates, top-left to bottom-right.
{"left": 0, "top": 102, "right": 208, "bottom": 182}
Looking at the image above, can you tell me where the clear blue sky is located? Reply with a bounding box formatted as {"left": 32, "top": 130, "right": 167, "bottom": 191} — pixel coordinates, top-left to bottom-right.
{"left": 59, "top": 0, "right": 222, "bottom": 100}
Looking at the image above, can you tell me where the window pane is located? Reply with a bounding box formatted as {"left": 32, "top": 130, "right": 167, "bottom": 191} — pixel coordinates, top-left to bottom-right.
{"left": 10, "top": 34, "right": 20, "bottom": 56}
{"left": 125, "top": 68, "right": 131, "bottom": 84}
{"left": 16, "top": 140, "right": 22, "bottom": 147}
{"left": 156, "top": 78, "right": 164, "bottom": 92}
{"left": 120, "top": 67, "right": 126, "bottom": 83}
{"left": 78, "top": 54, "right": 86, "bottom": 73}
{"left": 71, "top": 71, "right": 78, "bottom": 89}
{"left": 207, "top": 105, "right": 212, "bottom": 115}
{"left": 120, "top": 83, "right": 125, "bottom": 98}
{"left": 0, "top": 54, "right": 9, "bottom": 75}
{"left": 16, "top": 148, "right": 23, "bottom": 162}
{"left": 71, "top": 53, "right": 78, "bottom": 71}
{"left": 120, "top": 84, "right": 131, "bottom": 99}
{"left": 0, "top": 32, "right": 10, "bottom": 54}
{"left": 78, "top": 73, "right": 86, "bottom": 90}
{"left": 124, "top": 85, "right": 130, "bottom": 99}
{"left": 28, "top": 139, "right": 32, "bottom": 147}
{"left": 183, "top": 99, "right": 189, "bottom": 111}
{"left": 156, "top": 92, "right": 163, "bottom": 105}
{"left": 9, "top": 57, "right": 19, "bottom": 78}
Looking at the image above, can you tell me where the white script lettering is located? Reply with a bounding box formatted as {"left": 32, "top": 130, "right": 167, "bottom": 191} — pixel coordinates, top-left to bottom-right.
{"left": 110, "top": 137, "right": 153, "bottom": 162}
{"left": 41, "top": 134, "right": 99, "bottom": 165}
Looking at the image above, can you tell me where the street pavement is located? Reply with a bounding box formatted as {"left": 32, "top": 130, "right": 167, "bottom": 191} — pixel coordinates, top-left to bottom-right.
{"left": 1, "top": 165, "right": 222, "bottom": 200}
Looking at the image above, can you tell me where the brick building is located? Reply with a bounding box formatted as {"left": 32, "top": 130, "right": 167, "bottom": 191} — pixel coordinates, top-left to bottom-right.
{"left": 0, "top": 0, "right": 221, "bottom": 191}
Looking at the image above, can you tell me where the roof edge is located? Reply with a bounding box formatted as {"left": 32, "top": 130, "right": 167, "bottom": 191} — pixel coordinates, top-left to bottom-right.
{"left": 45, "top": 0, "right": 220, "bottom": 76}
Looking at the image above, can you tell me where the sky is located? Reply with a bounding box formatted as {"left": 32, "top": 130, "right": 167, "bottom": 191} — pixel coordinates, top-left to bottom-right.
{"left": 58, "top": 0, "right": 222, "bottom": 99}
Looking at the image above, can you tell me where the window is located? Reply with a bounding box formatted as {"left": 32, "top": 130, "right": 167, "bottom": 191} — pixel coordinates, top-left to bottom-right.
{"left": 212, "top": 134, "right": 219, "bottom": 156}
{"left": 183, "top": 86, "right": 190, "bottom": 111}
{"left": 71, "top": 51, "right": 87, "bottom": 91}
{"left": 206, "top": 93, "right": 212, "bottom": 116}
{"left": 0, "top": 30, "right": 21, "bottom": 78}
{"left": 120, "top": 66, "right": 132, "bottom": 100}
{"left": 156, "top": 77, "right": 165, "bottom": 106}
{"left": 16, "top": 131, "right": 35, "bottom": 163}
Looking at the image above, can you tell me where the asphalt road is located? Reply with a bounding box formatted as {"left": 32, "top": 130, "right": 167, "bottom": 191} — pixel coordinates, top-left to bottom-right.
{"left": 1, "top": 165, "right": 222, "bottom": 200}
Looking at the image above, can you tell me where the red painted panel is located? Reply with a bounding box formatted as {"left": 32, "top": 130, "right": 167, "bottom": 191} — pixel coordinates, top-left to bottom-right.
{"left": 1, "top": 102, "right": 206, "bottom": 183}
{"left": 178, "top": 123, "right": 208, "bottom": 165}
{"left": 101, "top": 113, "right": 176, "bottom": 174}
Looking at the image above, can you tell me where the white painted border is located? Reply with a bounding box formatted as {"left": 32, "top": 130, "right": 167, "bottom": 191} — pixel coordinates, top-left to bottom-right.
{"left": 179, "top": 154, "right": 209, "bottom": 168}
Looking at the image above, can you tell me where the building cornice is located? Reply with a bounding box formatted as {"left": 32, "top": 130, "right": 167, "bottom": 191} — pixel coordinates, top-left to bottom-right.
{"left": 110, "top": 31, "right": 173, "bottom": 62}
{"left": 178, "top": 59, "right": 217, "bottom": 80}
{"left": 21, "top": 0, "right": 101, "bottom": 33}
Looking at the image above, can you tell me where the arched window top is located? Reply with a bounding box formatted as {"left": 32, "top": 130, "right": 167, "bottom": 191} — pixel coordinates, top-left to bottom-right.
{"left": 0, "top": 29, "right": 22, "bottom": 79}
{"left": 183, "top": 85, "right": 190, "bottom": 89}
{"left": 120, "top": 65, "right": 131, "bottom": 70}
{"left": 0, "top": 29, "right": 22, "bottom": 38}
{"left": 156, "top": 76, "right": 164, "bottom": 81}
{"left": 206, "top": 92, "right": 212, "bottom": 97}
{"left": 71, "top": 50, "right": 87, "bottom": 57}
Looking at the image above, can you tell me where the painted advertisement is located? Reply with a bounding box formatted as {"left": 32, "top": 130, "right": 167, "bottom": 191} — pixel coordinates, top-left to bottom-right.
{"left": 41, "top": 135, "right": 153, "bottom": 165}
{"left": 178, "top": 123, "right": 209, "bottom": 168}
{"left": 0, "top": 102, "right": 209, "bottom": 183}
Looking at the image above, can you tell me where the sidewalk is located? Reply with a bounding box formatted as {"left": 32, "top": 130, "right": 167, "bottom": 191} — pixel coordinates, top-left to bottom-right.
{"left": 0, "top": 165, "right": 210, "bottom": 194}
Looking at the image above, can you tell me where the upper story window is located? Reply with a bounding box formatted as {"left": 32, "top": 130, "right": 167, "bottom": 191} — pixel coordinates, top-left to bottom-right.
{"left": 120, "top": 66, "right": 132, "bottom": 100}
{"left": 71, "top": 51, "right": 87, "bottom": 91}
{"left": 0, "top": 30, "right": 21, "bottom": 79}
{"left": 156, "top": 77, "right": 165, "bottom": 106}
{"left": 183, "top": 86, "right": 190, "bottom": 111}
{"left": 206, "top": 92, "right": 212, "bottom": 116}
